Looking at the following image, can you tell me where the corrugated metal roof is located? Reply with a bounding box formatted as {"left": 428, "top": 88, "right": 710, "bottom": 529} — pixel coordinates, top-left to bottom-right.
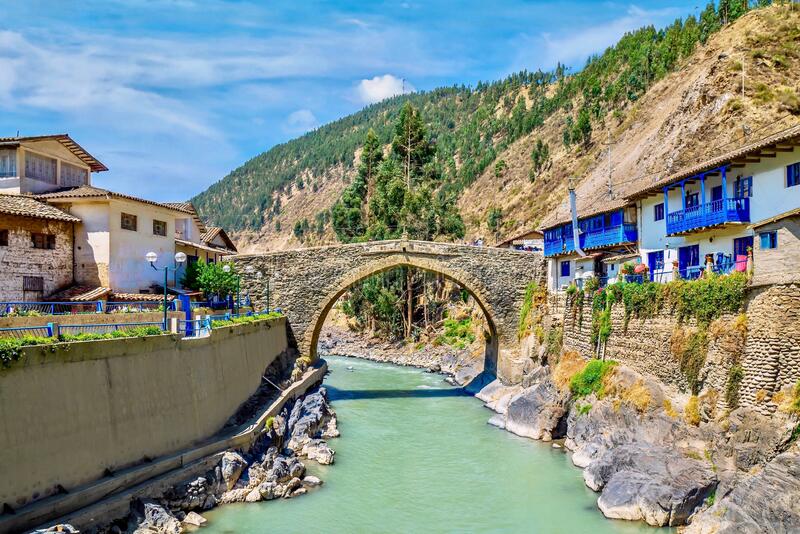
{"left": 0, "top": 134, "right": 108, "bottom": 172}
{"left": 0, "top": 194, "right": 81, "bottom": 222}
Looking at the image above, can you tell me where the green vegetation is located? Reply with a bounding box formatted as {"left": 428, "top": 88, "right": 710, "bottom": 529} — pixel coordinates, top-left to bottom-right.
{"left": 529, "top": 138, "right": 550, "bottom": 182}
{"left": 210, "top": 312, "right": 283, "bottom": 329}
{"left": 486, "top": 207, "right": 503, "bottom": 235}
{"left": 518, "top": 281, "right": 547, "bottom": 339}
{"left": 181, "top": 258, "right": 239, "bottom": 299}
{"left": 0, "top": 326, "right": 165, "bottom": 368}
{"left": 436, "top": 317, "right": 476, "bottom": 349}
{"left": 193, "top": 1, "right": 765, "bottom": 233}
{"left": 570, "top": 359, "right": 616, "bottom": 398}
{"left": 673, "top": 329, "right": 709, "bottom": 395}
{"left": 685, "top": 395, "right": 701, "bottom": 426}
{"left": 577, "top": 403, "right": 593, "bottom": 415}
{"left": 725, "top": 364, "right": 744, "bottom": 408}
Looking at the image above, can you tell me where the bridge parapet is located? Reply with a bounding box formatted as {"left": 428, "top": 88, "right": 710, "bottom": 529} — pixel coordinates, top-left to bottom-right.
{"left": 234, "top": 240, "right": 546, "bottom": 383}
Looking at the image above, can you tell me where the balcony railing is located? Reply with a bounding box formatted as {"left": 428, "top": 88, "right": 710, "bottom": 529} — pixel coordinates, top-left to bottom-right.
{"left": 544, "top": 224, "right": 637, "bottom": 257}
{"left": 583, "top": 223, "right": 637, "bottom": 250}
{"left": 666, "top": 197, "right": 750, "bottom": 236}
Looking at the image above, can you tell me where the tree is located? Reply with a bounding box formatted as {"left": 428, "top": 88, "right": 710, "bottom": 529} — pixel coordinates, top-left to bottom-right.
{"left": 529, "top": 138, "right": 550, "bottom": 182}
{"left": 180, "top": 259, "right": 202, "bottom": 291}
{"left": 196, "top": 260, "right": 237, "bottom": 298}
{"left": 494, "top": 159, "right": 507, "bottom": 178}
{"left": 487, "top": 207, "right": 503, "bottom": 237}
{"left": 575, "top": 108, "right": 593, "bottom": 147}
{"left": 699, "top": 2, "right": 721, "bottom": 43}
{"left": 360, "top": 128, "right": 384, "bottom": 225}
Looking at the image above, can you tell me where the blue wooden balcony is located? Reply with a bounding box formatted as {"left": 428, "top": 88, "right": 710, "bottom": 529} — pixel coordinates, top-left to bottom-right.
{"left": 544, "top": 233, "right": 575, "bottom": 257}
{"left": 666, "top": 197, "right": 750, "bottom": 236}
{"left": 582, "top": 223, "right": 638, "bottom": 250}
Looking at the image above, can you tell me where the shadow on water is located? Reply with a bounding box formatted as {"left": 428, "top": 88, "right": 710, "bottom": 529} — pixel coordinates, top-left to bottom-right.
{"left": 325, "top": 385, "right": 470, "bottom": 401}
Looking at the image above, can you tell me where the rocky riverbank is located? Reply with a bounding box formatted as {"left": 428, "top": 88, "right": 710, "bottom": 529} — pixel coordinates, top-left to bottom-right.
{"left": 477, "top": 353, "right": 800, "bottom": 531}
{"left": 318, "top": 324, "right": 484, "bottom": 385}
{"left": 39, "top": 386, "right": 339, "bottom": 534}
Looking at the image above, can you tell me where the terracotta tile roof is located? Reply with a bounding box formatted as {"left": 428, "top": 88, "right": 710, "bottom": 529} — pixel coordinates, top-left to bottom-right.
{"left": 49, "top": 285, "right": 111, "bottom": 302}
{"left": 626, "top": 123, "right": 800, "bottom": 200}
{"left": 539, "top": 197, "right": 629, "bottom": 230}
{"left": 110, "top": 292, "right": 175, "bottom": 302}
{"left": 0, "top": 194, "right": 81, "bottom": 222}
{"left": 165, "top": 201, "right": 207, "bottom": 233}
{"left": 37, "top": 186, "right": 195, "bottom": 214}
{"left": 0, "top": 134, "right": 107, "bottom": 172}
{"left": 201, "top": 226, "right": 237, "bottom": 252}
{"left": 496, "top": 228, "right": 544, "bottom": 247}
{"left": 176, "top": 237, "right": 234, "bottom": 255}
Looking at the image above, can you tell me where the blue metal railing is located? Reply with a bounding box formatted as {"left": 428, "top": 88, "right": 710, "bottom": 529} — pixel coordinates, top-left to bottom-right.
{"left": 0, "top": 325, "right": 52, "bottom": 338}
{"left": 57, "top": 321, "right": 165, "bottom": 336}
{"left": 106, "top": 301, "right": 176, "bottom": 313}
{"left": 666, "top": 197, "right": 750, "bottom": 235}
{"left": 1, "top": 301, "right": 103, "bottom": 316}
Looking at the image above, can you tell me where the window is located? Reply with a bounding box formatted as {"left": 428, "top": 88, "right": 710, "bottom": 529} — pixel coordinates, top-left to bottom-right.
{"left": 760, "top": 231, "right": 778, "bottom": 250}
{"left": 23, "top": 276, "right": 43, "bottom": 292}
{"left": 153, "top": 219, "right": 167, "bottom": 236}
{"left": 121, "top": 212, "right": 137, "bottom": 231}
{"left": 61, "top": 162, "right": 88, "bottom": 187}
{"left": 0, "top": 229, "right": 7, "bottom": 246}
{"left": 711, "top": 185, "right": 723, "bottom": 202}
{"left": 735, "top": 176, "right": 753, "bottom": 198}
{"left": 788, "top": 162, "right": 800, "bottom": 188}
{"left": 685, "top": 192, "right": 699, "bottom": 208}
{"left": 24, "top": 153, "right": 57, "bottom": 184}
{"left": 654, "top": 203, "right": 664, "bottom": 221}
{"left": 31, "top": 233, "right": 56, "bottom": 250}
{"left": 560, "top": 260, "right": 570, "bottom": 277}
{"left": 0, "top": 149, "right": 16, "bottom": 178}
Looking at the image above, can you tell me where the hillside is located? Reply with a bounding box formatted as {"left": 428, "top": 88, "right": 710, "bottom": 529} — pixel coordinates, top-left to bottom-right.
{"left": 192, "top": 3, "right": 800, "bottom": 252}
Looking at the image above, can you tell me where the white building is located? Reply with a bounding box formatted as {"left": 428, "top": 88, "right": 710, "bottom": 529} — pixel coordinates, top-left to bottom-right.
{"left": 627, "top": 125, "right": 800, "bottom": 280}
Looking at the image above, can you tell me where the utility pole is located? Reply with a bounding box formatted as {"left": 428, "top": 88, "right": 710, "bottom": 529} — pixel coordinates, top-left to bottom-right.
{"left": 602, "top": 128, "right": 615, "bottom": 198}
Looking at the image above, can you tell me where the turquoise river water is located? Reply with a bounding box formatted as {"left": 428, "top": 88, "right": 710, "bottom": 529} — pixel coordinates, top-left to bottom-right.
{"left": 204, "top": 356, "right": 662, "bottom": 533}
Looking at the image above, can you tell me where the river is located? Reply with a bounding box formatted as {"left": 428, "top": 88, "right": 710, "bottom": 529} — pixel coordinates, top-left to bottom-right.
{"left": 204, "top": 355, "right": 662, "bottom": 533}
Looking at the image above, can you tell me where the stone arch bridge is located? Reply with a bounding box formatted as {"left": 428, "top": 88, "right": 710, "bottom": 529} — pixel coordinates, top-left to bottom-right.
{"left": 234, "top": 240, "right": 546, "bottom": 383}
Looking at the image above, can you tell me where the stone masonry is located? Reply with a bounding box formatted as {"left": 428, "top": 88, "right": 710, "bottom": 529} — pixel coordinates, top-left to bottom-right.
{"left": 234, "top": 240, "right": 546, "bottom": 383}
{"left": 556, "top": 282, "right": 800, "bottom": 415}
{"left": 0, "top": 214, "right": 74, "bottom": 301}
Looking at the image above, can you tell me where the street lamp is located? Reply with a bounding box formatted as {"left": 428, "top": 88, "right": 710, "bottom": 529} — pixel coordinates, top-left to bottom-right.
{"left": 147, "top": 251, "right": 187, "bottom": 329}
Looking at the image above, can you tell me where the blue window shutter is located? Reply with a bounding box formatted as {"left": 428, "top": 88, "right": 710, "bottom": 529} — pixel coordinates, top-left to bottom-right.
{"left": 788, "top": 163, "right": 800, "bottom": 187}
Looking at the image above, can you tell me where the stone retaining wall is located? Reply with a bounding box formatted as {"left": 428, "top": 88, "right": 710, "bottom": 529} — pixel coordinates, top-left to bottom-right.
{"left": 552, "top": 282, "right": 800, "bottom": 414}
{"left": 0, "top": 317, "right": 289, "bottom": 512}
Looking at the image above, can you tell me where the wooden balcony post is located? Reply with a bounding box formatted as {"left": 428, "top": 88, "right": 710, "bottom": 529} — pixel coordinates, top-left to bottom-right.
{"left": 663, "top": 186, "right": 669, "bottom": 232}
{"left": 681, "top": 180, "right": 686, "bottom": 212}
{"left": 721, "top": 167, "right": 728, "bottom": 203}
{"left": 700, "top": 174, "right": 706, "bottom": 217}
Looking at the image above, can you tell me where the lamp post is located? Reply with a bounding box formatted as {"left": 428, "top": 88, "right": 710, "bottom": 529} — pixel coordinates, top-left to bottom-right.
{"left": 147, "top": 251, "right": 187, "bottom": 329}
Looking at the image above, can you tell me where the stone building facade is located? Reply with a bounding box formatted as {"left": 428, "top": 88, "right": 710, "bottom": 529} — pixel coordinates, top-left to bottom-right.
{"left": 750, "top": 209, "right": 800, "bottom": 287}
{"left": 0, "top": 197, "right": 79, "bottom": 301}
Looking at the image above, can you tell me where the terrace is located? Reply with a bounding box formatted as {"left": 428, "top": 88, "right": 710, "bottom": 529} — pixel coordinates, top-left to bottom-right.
{"left": 543, "top": 209, "right": 638, "bottom": 257}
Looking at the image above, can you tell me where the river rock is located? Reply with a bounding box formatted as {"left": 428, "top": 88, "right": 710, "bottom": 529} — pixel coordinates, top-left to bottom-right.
{"left": 686, "top": 447, "right": 800, "bottom": 533}
{"left": 128, "top": 499, "right": 182, "bottom": 534}
{"left": 182, "top": 511, "right": 207, "bottom": 527}
{"left": 244, "top": 488, "right": 262, "bottom": 503}
{"left": 476, "top": 379, "right": 523, "bottom": 415}
{"left": 258, "top": 481, "right": 278, "bottom": 500}
{"left": 303, "top": 475, "right": 323, "bottom": 486}
{"left": 220, "top": 451, "right": 248, "bottom": 490}
{"left": 286, "top": 388, "right": 335, "bottom": 452}
{"left": 303, "top": 439, "right": 335, "bottom": 465}
{"left": 33, "top": 525, "right": 79, "bottom": 533}
{"left": 219, "top": 488, "right": 251, "bottom": 504}
{"left": 321, "top": 416, "right": 340, "bottom": 438}
{"left": 266, "top": 454, "right": 305, "bottom": 483}
{"left": 592, "top": 444, "right": 716, "bottom": 526}
{"left": 503, "top": 378, "right": 568, "bottom": 441}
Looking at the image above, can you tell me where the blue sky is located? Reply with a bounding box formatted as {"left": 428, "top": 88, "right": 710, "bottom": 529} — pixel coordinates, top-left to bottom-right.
{"left": 0, "top": 0, "right": 698, "bottom": 202}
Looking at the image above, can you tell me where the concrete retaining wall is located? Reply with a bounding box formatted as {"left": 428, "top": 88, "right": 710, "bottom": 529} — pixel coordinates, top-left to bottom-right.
{"left": 0, "top": 311, "right": 182, "bottom": 331}
{"left": 0, "top": 317, "right": 288, "bottom": 512}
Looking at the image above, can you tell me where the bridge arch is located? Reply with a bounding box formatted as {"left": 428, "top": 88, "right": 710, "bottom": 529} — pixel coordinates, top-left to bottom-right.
{"left": 303, "top": 254, "right": 500, "bottom": 374}
{"left": 235, "top": 240, "right": 546, "bottom": 384}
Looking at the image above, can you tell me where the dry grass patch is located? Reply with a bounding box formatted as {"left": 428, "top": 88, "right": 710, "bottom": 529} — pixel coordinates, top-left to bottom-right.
{"left": 685, "top": 395, "right": 701, "bottom": 426}
{"left": 552, "top": 351, "right": 586, "bottom": 391}
{"left": 663, "top": 398, "right": 678, "bottom": 418}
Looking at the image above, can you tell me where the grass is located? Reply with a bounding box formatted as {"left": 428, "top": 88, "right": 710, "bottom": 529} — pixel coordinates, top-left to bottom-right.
{"left": 435, "top": 317, "right": 476, "bottom": 349}
{"left": 553, "top": 351, "right": 586, "bottom": 391}
{"left": 518, "top": 281, "right": 547, "bottom": 339}
{"left": 725, "top": 365, "right": 744, "bottom": 409}
{"left": 0, "top": 326, "right": 165, "bottom": 368}
{"left": 685, "top": 395, "right": 701, "bottom": 426}
{"left": 210, "top": 311, "right": 283, "bottom": 328}
{"left": 569, "top": 359, "right": 617, "bottom": 398}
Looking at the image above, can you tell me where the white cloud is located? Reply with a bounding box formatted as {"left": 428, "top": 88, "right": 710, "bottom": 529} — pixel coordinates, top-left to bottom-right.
{"left": 356, "top": 74, "right": 414, "bottom": 105}
{"left": 515, "top": 6, "right": 683, "bottom": 72}
{"left": 285, "top": 109, "right": 318, "bottom": 134}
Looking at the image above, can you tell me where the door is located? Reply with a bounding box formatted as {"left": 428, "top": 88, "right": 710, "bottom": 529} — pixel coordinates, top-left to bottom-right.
{"left": 711, "top": 185, "right": 723, "bottom": 202}
{"left": 648, "top": 251, "right": 664, "bottom": 281}
{"left": 733, "top": 236, "right": 753, "bottom": 272}
{"left": 678, "top": 245, "right": 700, "bottom": 278}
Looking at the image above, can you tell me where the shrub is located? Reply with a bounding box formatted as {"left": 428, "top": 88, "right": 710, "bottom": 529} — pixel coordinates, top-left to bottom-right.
{"left": 685, "top": 395, "right": 701, "bottom": 426}
{"left": 569, "top": 359, "right": 617, "bottom": 398}
{"left": 620, "top": 380, "right": 652, "bottom": 413}
{"left": 674, "top": 328, "right": 709, "bottom": 395}
{"left": 436, "top": 317, "right": 476, "bottom": 349}
{"left": 663, "top": 398, "right": 678, "bottom": 418}
{"left": 211, "top": 311, "right": 283, "bottom": 329}
{"left": 622, "top": 281, "right": 664, "bottom": 327}
{"left": 665, "top": 272, "right": 747, "bottom": 326}
{"left": 544, "top": 326, "right": 563, "bottom": 359}
{"left": 789, "top": 381, "right": 800, "bottom": 414}
{"left": 578, "top": 403, "right": 592, "bottom": 415}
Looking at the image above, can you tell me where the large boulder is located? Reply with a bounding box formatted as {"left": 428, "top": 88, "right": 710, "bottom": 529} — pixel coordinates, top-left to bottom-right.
{"left": 220, "top": 451, "right": 248, "bottom": 491}
{"left": 686, "top": 447, "right": 800, "bottom": 533}
{"left": 302, "top": 439, "right": 335, "bottom": 465}
{"left": 593, "top": 445, "right": 717, "bottom": 526}
{"left": 128, "top": 499, "right": 182, "bottom": 534}
{"left": 286, "top": 388, "right": 335, "bottom": 452}
{"left": 503, "top": 379, "right": 568, "bottom": 441}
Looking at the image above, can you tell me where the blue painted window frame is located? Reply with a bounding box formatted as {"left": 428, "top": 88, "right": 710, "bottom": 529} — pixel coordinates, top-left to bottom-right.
{"left": 654, "top": 203, "right": 664, "bottom": 221}
{"left": 560, "top": 260, "right": 570, "bottom": 277}
{"left": 735, "top": 176, "right": 753, "bottom": 198}
{"left": 711, "top": 185, "right": 723, "bottom": 202}
{"left": 759, "top": 231, "right": 777, "bottom": 250}
{"left": 788, "top": 162, "right": 800, "bottom": 188}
